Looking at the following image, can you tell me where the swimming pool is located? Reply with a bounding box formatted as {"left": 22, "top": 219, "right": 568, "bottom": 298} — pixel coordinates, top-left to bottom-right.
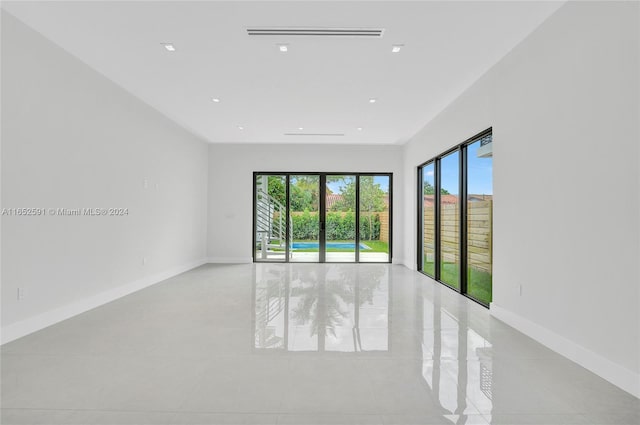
{"left": 291, "top": 242, "right": 371, "bottom": 250}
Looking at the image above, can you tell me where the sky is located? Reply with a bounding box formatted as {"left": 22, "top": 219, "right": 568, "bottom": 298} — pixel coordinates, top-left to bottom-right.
{"left": 467, "top": 142, "right": 493, "bottom": 195}
{"left": 424, "top": 141, "right": 493, "bottom": 196}
{"left": 327, "top": 175, "right": 389, "bottom": 194}
{"left": 282, "top": 146, "right": 491, "bottom": 200}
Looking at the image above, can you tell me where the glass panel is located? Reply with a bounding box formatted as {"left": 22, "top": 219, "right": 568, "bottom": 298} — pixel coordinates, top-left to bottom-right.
{"left": 466, "top": 137, "right": 493, "bottom": 304}
{"left": 421, "top": 163, "right": 436, "bottom": 275}
{"left": 289, "top": 175, "right": 320, "bottom": 262}
{"left": 440, "top": 151, "right": 460, "bottom": 288}
{"left": 359, "top": 175, "right": 390, "bottom": 262}
{"left": 255, "top": 174, "right": 287, "bottom": 262}
{"left": 326, "top": 176, "right": 356, "bottom": 262}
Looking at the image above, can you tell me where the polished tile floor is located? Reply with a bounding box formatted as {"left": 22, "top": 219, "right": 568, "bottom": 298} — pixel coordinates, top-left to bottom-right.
{"left": 2, "top": 264, "right": 638, "bottom": 424}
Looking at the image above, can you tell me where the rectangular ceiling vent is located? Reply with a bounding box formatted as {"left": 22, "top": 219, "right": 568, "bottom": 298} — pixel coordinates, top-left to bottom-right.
{"left": 284, "top": 133, "right": 345, "bottom": 137}
{"left": 247, "top": 27, "right": 384, "bottom": 38}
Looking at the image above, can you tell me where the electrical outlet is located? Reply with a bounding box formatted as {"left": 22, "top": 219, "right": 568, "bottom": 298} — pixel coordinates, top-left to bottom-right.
{"left": 143, "top": 257, "right": 147, "bottom": 266}
{"left": 17, "top": 287, "right": 26, "bottom": 301}
{"left": 143, "top": 177, "right": 149, "bottom": 189}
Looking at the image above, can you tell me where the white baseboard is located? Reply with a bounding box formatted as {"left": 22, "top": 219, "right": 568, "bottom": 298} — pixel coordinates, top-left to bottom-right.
{"left": 1, "top": 259, "right": 207, "bottom": 345}
{"left": 207, "top": 257, "right": 253, "bottom": 264}
{"left": 396, "top": 258, "right": 417, "bottom": 270}
{"left": 491, "top": 303, "right": 640, "bottom": 399}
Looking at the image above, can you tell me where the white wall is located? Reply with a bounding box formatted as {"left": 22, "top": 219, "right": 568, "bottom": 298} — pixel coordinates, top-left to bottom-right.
{"left": 1, "top": 12, "right": 209, "bottom": 343}
{"left": 3, "top": 0, "right": 638, "bottom": 399}
{"left": 403, "top": 1, "right": 639, "bottom": 396}
{"left": 207, "top": 143, "right": 403, "bottom": 263}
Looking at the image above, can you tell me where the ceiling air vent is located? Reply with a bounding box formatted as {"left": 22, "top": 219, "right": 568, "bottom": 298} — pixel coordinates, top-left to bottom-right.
{"left": 247, "top": 27, "right": 384, "bottom": 38}
{"left": 284, "top": 133, "right": 345, "bottom": 137}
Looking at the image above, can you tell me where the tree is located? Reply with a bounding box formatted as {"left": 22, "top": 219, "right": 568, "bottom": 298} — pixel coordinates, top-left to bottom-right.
{"left": 288, "top": 266, "right": 387, "bottom": 346}
{"left": 423, "top": 181, "right": 450, "bottom": 195}
{"left": 255, "top": 175, "right": 286, "bottom": 205}
{"left": 290, "top": 176, "right": 319, "bottom": 212}
{"left": 330, "top": 177, "right": 386, "bottom": 240}
{"left": 358, "top": 177, "right": 386, "bottom": 240}
{"left": 256, "top": 176, "right": 321, "bottom": 212}
{"left": 329, "top": 178, "right": 355, "bottom": 212}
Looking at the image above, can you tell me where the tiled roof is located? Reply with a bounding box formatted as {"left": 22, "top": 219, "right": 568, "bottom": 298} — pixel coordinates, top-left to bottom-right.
{"left": 423, "top": 194, "right": 492, "bottom": 207}
{"left": 326, "top": 194, "right": 343, "bottom": 209}
{"left": 325, "top": 194, "right": 391, "bottom": 209}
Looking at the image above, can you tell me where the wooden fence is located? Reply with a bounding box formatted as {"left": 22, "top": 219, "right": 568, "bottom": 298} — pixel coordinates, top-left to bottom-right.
{"left": 379, "top": 211, "right": 389, "bottom": 243}
{"left": 423, "top": 200, "right": 492, "bottom": 273}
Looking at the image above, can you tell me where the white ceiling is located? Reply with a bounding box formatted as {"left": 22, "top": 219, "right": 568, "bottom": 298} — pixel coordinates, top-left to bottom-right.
{"left": 2, "top": 1, "right": 563, "bottom": 145}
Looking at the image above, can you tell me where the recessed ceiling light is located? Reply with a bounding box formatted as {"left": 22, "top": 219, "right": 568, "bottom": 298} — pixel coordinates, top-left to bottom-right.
{"left": 357, "top": 127, "right": 363, "bottom": 131}
{"left": 391, "top": 44, "right": 403, "bottom": 53}
{"left": 162, "top": 43, "right": 176, "bottom": 52}
{"left": 369, "top": 98, "right": 377, "bottom": 103}
{"left": 278, "top": 44, "right": 288, "bottom": 52}
{"left": 238, "top": 126, "right": 244, "bottom": 130}
{"left": 212, "top": 98, "right": 220, "bottom": 103}
{"left": 298, "top": 127, "right": 304, "bottom": 130}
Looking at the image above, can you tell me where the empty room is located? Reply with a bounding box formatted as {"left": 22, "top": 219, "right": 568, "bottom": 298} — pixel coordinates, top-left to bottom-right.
{"left": 1, "top": 1, "right": 639, "bottom": 424}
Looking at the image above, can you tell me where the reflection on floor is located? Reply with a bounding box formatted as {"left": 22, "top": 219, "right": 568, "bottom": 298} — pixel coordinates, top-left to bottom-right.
{"left": 1, "top": 263, "right": 638, "bottom": 425}
{"left": 254, "top": 265, "right": 389, "bottom": 352}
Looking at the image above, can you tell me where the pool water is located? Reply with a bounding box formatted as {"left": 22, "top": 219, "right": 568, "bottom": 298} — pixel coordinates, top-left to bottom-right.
{"left": 291, "top": 242, "right": 371, "bottom": 250}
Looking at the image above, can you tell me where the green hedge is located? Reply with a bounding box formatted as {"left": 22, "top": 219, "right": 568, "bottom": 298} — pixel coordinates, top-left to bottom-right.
{"left": 292, "top": 210, "right": 319, "bottom": 240}
{"left": 290, "top": 210, "right": 380, "bottom": 240}
{"left": 359, "top": 214, "right": 381, "bottom": 241}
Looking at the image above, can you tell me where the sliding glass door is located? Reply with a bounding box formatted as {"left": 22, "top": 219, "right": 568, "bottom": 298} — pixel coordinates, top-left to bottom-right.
{"left": 417, "top": 129, "right": 493, "bottom": 306}
{"left": 440, "top": 151, "right": 460, "bottom": 289}
{"left": 420, "top": 162, "right": 436, "bottom": 275}
{"left": 359, "top": 175, "right": 390, "bottom": 263}
{"left": 325, "top": 175, "right": 356, "bottom": 262}
{"left": 255, "top": 174, "right": 288, "bottom": 262}
{"left": 466, "top": 138, "right": 493, "bottom": 305}
{"left": 254, "top": 173, "right": 392, "bottom": 263}
{"left": 290, "top": 175, "right": 320, "bottom": 262}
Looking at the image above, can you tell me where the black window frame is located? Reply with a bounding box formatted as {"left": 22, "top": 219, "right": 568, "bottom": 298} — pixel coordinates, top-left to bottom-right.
{"left": 253, "top": 172, "right": 393, "bottom": 264}
{"left": 417, "top": 128, "right": 492, "bottom": 307}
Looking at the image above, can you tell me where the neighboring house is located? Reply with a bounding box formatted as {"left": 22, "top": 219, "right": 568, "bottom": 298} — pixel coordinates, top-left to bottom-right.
{"left": 423, "top": 194, "right": 492, "bottom": 207}
{"left": 468, "top": 194, "right": 493, "bottom": 202}
{"left": 325, "top": 194, "right": 391, "bottom": 210}
{"left": 327, "top": 193, "right": 389, "bottom": 210}
{"left": 326, "top": 194, "right": 343, "bottom": 209}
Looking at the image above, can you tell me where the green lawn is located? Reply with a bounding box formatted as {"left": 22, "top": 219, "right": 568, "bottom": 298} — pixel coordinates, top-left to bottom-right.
{"left": 440, "top": 263, "right": 460, "bottom": 289}
{"left": 466, "top": 268, "right": 492, "bottom": 305}
{"left": 422, "top": 258, "right": 492, "bottom": 305}
{"left": 357, "top": 240, "right": 389, "bottom": 253}
{"left": 423, "top": 261, "right": 436, "bottom": 277}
